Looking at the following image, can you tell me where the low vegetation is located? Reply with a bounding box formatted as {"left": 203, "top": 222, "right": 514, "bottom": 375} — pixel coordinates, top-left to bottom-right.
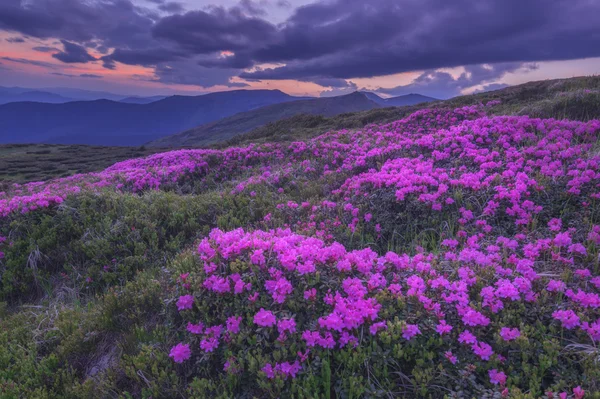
{"left": 1, "top": 77, "right": 600, "bottom": 398}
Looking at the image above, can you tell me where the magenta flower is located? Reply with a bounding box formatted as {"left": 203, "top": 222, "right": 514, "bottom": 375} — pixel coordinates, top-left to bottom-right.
{"left": 444, "top": 351, "right": 457, "bottom": 364}
{"left": 169, "top": 343, "right": 191, "bottom": 363}
{"left": 573, "top": 386, "right": 585, "bottom": 399}
{"left": 186, "top": 322, "right": 204, "bottom": 335}
{"left": 176, "top": 294, "right": 194, "bottom": 311}
{"left": 369, "top": 321, "right": 387, "bottom": 335}
{"left": 552, "top": 310, "right": 580, "bottom": 329}
{"left": 436, "top": 320, "right": 453, "bottom": 335}
{"left": 472, "top": 341, "right": 494, "bottom": 360}
{"left": 304, "top": 288, "right": 317, "bottom": 301}
{"left": 226, "top": 316, "right": 242, "bottom": 334}
{"left": 499, "top": 327, "right": 520, "bottom": 341}
{"left": 200, "top": 336, "right": 219, "bottom": 352}
{"left": 489, "top": 369, "right": 507, "bottom": 385}
{"left": 402, "top": 324, "right": 421, "bottom": 340}
{"left": 254, "top": 308, "right": 277, "bottom": 327}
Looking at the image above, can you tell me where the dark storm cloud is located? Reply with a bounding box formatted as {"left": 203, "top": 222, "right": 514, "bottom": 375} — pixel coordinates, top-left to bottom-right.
{"left": 152, "top": 6, "right": 276, "bottom": 54}
{"left": 238, "top": 0, "right": 600, "bottom": 83}
{"left": 0, "top": 0, "right": 157, "bottom": 49}
{"left": 2, "top": 0, "right": 600, "bottom": 90}
{"left": 6, "top": 36, "right": 25, "bottom": 43}
{"left": 52, "top": 40, "right": 97, "bottom": 63}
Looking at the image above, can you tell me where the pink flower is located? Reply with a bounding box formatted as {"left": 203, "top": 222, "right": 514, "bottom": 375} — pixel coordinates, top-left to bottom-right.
{"left": 402, "top": 324, "right": 421, "bottom": 340}
{"left": 472, "top": 341, "right": 494, "bottom": 360}
{"left": 369, "top": 321, "right": 388, "bottom": 335}
{"left": 573, "top": 386, "right": 585, "bottom": 399}
{"left": 458, "top": 330, "right": 477, "bottom": 345}
{"left": 226, "top": 316, "right": 242, "bottom": 334}
{"left": 548, "top": 218, "right": 562, "bottom": 232}
{"left": 262, "top": 363, "right": 275, "bottom": 379}
{"left": 436, "top": 320, "right": 453, "bottom": 335}
{"left": 250, "top": 249, "right": 266, "bottom": 266}
{"left": 176, "top": 294, "right": 194, "bottom": 311}
{"left": 254, "top": 308, "right": 277, "bottom": 327}
{"left": 554, "top": 232, "right": 572, "bottom": 247}
{"left": 489, "top": 369, "right": 507, "bottom": 385}
{"left": 265, "top": 276, "right": 294, "bottom": 304}
{"left": 444, "top": 351, "right": 457, "bottom": 364}
{"left": 499, "top": 327, "right": 520, "bottom": 341}
{"left": 200, "top": 336, "right": 219, "bottom": 352}
{"left": 547, "top": 280, "right": 566, "bottom": 293}
{"left": 169, "top": 343, "right": 191, "bottom": 363}
{"left": 461, "top": 308, "right": 490, "bottom": 327}
{"left": 277, "top": 318, "right": 297, "bottom": 335}
{"left": 304, "top": 288, "right": 317, "bottom": 301}
{"left": 552, "top": 310, "right": 580, "bottom": 329}
{"left": 186, "top": 322, "right": 204, "bottom": 334}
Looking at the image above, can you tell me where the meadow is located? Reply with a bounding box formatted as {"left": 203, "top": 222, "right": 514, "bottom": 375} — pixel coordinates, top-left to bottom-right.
{"left": 1, "top": 81, "right": 600, "bottom": 398}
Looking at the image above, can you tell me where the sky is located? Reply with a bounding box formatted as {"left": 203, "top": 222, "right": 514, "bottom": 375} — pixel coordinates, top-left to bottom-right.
{"left": 0, "top": 0, "right": 599, "bottom": 99}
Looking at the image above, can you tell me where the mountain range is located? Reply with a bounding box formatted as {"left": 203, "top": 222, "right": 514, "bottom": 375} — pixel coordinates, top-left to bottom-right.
{"left": 0, "top": 86, "right": 169, "bottom": 105}
{"left": 0, "top": 88, "right": 437, "bottom": 146}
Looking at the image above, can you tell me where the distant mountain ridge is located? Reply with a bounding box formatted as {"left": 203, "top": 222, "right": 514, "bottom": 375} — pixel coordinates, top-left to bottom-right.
{"left": 361, "top": 92, "right": 438, "bottom": 106}
{"left": 0, "top": 89, "right": 304, "bottom": 146}
{"left": 0, "top": 86, "right": 171, "bottom": 105}
{"left": 0, "top": 90, "right": 76, "bottom": 105}
{"left": 148, "top": 91, "right": 381, "bottom": 148}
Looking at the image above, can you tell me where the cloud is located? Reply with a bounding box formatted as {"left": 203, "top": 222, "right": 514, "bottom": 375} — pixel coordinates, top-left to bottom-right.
{"left": 152, "top": 6, "right": 276, "bottom": 55}
{"left": 472, "top": 83, "right": 510, "bottom": 94}
{"left": 2, "top": 56, "right": 57, "bottom": 68}
{"left": 52, "top": 40, "right": 96, "bottom": 63}
{"left": 6, "top": 36, "right": 25, "bottom": 43}
{"left": 236, "top": 0, "right": 268, "bottom": 16}
{"left": 151, "top": 58, "right": 248, "bottom": 87}
{"left": 50, "top": 72, "right": 104, "bottom": 78}
{"left": 319, "top": 80, "right": 359, "bottom": 97}
{"left": 32, "top": 46, "right": 59, "bottom": 53}
{"left": 376, "top": 63, "right": 537, "bottom": 99}
{"left": 0, "top": 0, "right": 157, "bottom": 49}
{"left": 157, "top": 2, "right": 185, "bottom": 13}
{"left": 238, "top": 0, "right": 600, "bottom": 84}
{"left": 2, "top": 0, "right": 600, "bottom": 91}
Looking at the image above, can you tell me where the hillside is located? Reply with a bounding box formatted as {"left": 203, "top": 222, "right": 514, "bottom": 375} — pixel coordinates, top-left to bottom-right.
{"left": 148, "top": 92, "right": 381, "bottom": 147}
{"left": 0, "top": 144, "right": 165, "bottom": 184}
{"left": 362, "top": 92, "right": 438, "bottom": 106}
{"left": 0, "top": 90, "right": 302, "bottom": 146}
{"left": 118, "top": 95, "right": 168, "bottom": 104}
{"left": 222, "top": 75, "right": 600, "bottom": 148}
{"left": 1, "top": 77, "right": 600, "bottom": 398}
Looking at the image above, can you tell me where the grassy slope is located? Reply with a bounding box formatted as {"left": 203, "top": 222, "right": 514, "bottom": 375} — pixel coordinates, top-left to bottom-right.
{"left": 1, "top": 75, "right": 600, "bottom": 398}
{"left": 0, "top": 144, "right": 163, "bottom": 184}
{"left": 222, "top": 75, "right": 600, "bottom": 148}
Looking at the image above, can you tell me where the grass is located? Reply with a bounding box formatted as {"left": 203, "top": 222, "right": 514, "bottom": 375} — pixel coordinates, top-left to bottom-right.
{"left": 0, "top": 144, "right": 164, "bottom": 184}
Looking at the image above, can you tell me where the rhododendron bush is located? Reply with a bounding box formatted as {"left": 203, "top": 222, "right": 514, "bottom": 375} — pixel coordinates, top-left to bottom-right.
{"left": 1, "top": 103, "right": 600, "bottom": 398}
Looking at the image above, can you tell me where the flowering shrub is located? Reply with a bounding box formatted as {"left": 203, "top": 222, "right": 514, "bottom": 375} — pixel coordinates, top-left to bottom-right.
{"left": 1, "top": 103, "right": 600, "bottom": 397}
